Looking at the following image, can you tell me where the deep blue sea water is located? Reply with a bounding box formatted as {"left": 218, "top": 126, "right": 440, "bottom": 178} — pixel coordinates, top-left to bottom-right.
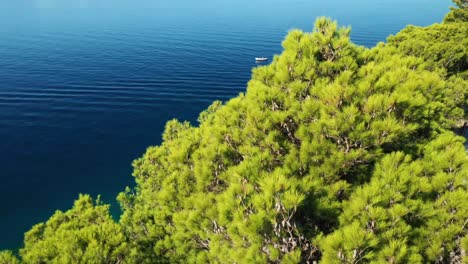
{"left": 0, "top": 0, "right": 452, "bottom": 249}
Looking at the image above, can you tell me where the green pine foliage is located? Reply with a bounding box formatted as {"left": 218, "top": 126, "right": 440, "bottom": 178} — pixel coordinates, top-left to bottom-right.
{"left": 388, "top": 19, "right": 468, "bottom": 75}
{"left": 387, "top": 1, "right": 468, "bottom": 119}
{"left": 116, "top": 15, "right": 467, "bottom": 263}
{"left": 444, "top": 0, "right": 468, "bottom": 23}
{"left": 321, "top": 133, "right": 468, "bottom": 263}
{"left": 387, "top": 23, "right": 467, "bottom": 76}
{"left": 20, "top": 195, "right": 128, "bottom": 264}
{"left": 2, "top": 3, "right": 467, "bottom": 264}
{"left": 0, "top": 251, "right": 20, "bottom": 264}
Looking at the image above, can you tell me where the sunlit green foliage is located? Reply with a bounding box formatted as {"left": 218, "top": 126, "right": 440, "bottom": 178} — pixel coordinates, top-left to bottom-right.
{"left": 387, "top": 23, "right": 467, "bottom": 76}
{"left": 0, "top": 251, "right": 20, "bottom": 264}
{"left": 387, "top": 1, "right": 468, "bottom": 118}
{"left": 321, "top": 133, "right": 468, "bottom": 263}
{"left": 445, "top": 0, "right": 468, "bottom": 23}
{"left": 117, "top": 15, "right": 466, "bottom": 264}
{"left": 20, "top": 195, "right": 128, "bottom": 264}
{"left": 2, "top": 3, "right": 467, "bottom": 264}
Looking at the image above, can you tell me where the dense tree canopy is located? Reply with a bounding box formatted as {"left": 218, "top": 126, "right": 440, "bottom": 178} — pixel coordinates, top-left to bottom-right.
{"left": 387, "top": 23, "right": 467, "bottom": 77}
{"left": 1, "top": 3, "right": 467, "bottom": 264}
{"left": 444, "top": 0, "right": 468, "bottom": 23}
{"left": 0, "top": 251, "right": 20, "bottom": 264}
{"left": 19, "top": 195, "right": 128, "bottom": 264}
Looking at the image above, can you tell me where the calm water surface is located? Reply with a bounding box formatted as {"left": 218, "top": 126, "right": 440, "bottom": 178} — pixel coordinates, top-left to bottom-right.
{"left": 0, "top": 0, "right": 451, "bottom": 249}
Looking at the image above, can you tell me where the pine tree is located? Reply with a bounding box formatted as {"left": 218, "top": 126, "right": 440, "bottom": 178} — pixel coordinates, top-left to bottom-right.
{"left": 2, "top": 5, "right": 467, "bottom": 264}
{"left": 0, "top": 251, "right": 20, "bottom": 264}
{"left": 321, "top": 133, "right": 468, "bottom": 263}
{"left": 117, "top": 17, "right": 466, "bottom": 263}
{"left": 20, "top": 195, "right": 128, "bottom": 264}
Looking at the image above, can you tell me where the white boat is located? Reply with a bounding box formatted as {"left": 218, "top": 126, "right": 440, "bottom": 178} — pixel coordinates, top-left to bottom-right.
{"left": 255, "top": 57, "right": 268, "bottom": 61}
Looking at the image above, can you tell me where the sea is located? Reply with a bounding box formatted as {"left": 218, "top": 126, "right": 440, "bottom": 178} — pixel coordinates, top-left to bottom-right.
{"left": 0, "top": 0, "right": 452, "bottom": 249}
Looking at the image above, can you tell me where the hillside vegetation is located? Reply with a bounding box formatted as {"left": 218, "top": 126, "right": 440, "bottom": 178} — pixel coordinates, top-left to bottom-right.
{"left": 1, "top": 2, "right": 467, "bottom": 264}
